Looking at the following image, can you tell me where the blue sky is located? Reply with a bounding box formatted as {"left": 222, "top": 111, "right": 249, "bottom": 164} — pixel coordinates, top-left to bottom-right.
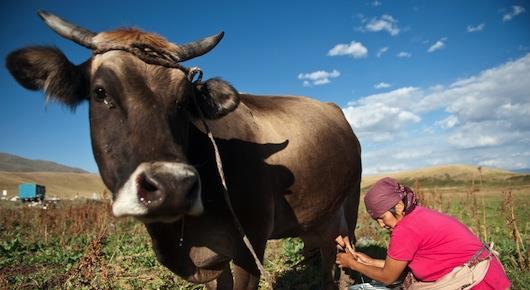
{"left": 1, "top": 0, "right": 529, "bottom": 174}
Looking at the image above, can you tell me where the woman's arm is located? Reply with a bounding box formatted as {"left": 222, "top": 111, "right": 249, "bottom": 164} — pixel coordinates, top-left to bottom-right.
{"left": 352, "top": 252, "right": 386, "bottom": 268}
{"left": 335, "top": 236, "right": 386, "bottom": 268}
{"left": 336, "top": 253, "right": 408, "bottom": 285}
{"left": 371, "top": 258, "right": 386, "bottom": 269}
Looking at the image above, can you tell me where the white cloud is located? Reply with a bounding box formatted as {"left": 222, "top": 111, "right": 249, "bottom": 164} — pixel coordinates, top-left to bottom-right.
{"left": 437, "top": 115, "right": 459, "bottom": 129}
{"left": 328, "top": 41, "right": 368, "bottom": 58}
{"left": 503, "top": 5, "right": 526, "bottom": 22}
{"left": 467, "top": 23, "right": 485, "bottom": 32}
{"left": 428, "top": 38, "right": 447, "bottom": 53}
{"left": 447, "top": 122, "right": 504, "bottom": 149}
{"left": 367, "top": 164, "right": 408, "bottom": 175}
{"left": 350, "top": 87, "right": 424, "bottom": 108}
{"left": 372, "top": 1, "right": 382, "bottom": 7}
{"left": 397, "top": 51, "right": 411, "bottom": 58}
{"left": 298, "top": 69, "right": 340, "bottom": 86}
{"left": 356, "top": 13, "right": 367, "bottom": 23}
{"left": 365, "top": 14, "right": 400, "bottom": 36}
{"left": 344, "top": 87, "right": 423, "bottom": 141}
{"left": 394, "top": 149, "right": 433, "bottom": 160}
{"left": 376, "top": 47, "right": 389, "bottom": 58}
{"left": 348, "top": 87, "right": 422, "bottom": 107}
{"left": 343, "top": 103, "right": 420, "bottom": 142}
{"left": 479, "top": 158, "right": 528, "bottom": 170}
{"left": 425, "top": 54, "right": 530, "bottom": 125}
{"left": 374, "top": 82, "right": 391, "bottom": 89}
{"left": 342, "top": 53, "right": 530, "bottom": 173}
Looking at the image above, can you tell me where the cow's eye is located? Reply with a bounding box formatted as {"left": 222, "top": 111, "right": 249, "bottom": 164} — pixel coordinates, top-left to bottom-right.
{"left": 93, "top": 87, "right": 107, "bottom": 102}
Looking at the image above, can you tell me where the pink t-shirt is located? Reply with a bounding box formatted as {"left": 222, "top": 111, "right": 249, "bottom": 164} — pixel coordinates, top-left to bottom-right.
{"left": 388, "top": 206, "right": 510, "bottom": 289}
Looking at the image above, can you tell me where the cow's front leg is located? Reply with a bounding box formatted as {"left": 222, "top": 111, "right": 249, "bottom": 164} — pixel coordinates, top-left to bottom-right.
{"left": 205, "top": 264, "right": 233, "bottom": 290}
{"left": 319, "top": 207, "right": 353, "bottom": 290}
{"left": 231, "top": 241, "right": 267, "bottom": 290}
{"left": 320, "top": 240, "right": 340, "bottom": 290}
{"left": 232, "top": 264, "right": 260, "bottom": 290}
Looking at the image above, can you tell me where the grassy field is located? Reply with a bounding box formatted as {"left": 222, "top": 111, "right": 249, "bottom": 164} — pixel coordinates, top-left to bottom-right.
{"left": 1, "top": 177, "right": 529, "bottom": 289}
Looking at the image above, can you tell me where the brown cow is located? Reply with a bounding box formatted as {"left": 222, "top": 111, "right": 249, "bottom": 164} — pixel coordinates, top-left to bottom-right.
{"left": 6, "top": 11, "right": 362, "bottom": 289}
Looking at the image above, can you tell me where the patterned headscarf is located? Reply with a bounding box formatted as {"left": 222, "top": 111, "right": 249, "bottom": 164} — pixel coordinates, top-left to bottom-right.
{"left": 364, "top": 177, "right": 417, "bottom": 219}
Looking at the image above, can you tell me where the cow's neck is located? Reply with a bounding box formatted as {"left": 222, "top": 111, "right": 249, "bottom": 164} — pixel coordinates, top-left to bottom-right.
{"left": 187, "top": 123, "right": 229, "bottom": 214}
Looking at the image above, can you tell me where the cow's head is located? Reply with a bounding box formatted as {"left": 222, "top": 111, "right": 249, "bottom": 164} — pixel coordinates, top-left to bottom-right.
{"left": 6, "top": 11, "right": 240, "bottom": 223}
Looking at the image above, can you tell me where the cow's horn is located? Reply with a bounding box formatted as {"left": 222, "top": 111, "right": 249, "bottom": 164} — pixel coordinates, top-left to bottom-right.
{"left": 172, "top": 31, "right": 224, "bottom": 62}
{"left": 37, "top": 10, "right": 96, "bottom": 49}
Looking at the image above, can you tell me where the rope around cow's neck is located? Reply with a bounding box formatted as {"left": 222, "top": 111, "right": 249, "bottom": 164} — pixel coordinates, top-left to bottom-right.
{"left": 188, "top": 70, "right": 274, "bottom": 289}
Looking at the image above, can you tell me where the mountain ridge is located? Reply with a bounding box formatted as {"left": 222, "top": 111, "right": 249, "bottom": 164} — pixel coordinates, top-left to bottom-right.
{"left": 361, "top": 164, "right": 529, "bottom": 188}
{"left": 1, "top": 153, "right": 528, "bottom": 198}
{"left": 0, "top": 152, "right": 88, "bottom": 173}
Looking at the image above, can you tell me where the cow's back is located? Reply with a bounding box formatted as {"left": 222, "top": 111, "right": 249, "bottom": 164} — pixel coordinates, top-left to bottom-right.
{"left": 197, "top": 94, "right": 361, "bottom": 233}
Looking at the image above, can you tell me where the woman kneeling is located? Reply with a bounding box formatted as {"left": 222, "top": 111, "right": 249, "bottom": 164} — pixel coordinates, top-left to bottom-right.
{"left": 336, "top": 177, "right": 510, "bottom": 290}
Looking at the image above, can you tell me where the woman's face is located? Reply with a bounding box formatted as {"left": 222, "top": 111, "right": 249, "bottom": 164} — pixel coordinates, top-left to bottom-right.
{"left": 374, "top": 201, "right": 405, "bottom": 232}
{"left": 376, "top": 211, "right": 398, "bottom": 232}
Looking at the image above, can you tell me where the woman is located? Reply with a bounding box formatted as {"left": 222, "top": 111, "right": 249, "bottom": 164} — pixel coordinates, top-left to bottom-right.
{"left": 336, "top": 177, "right": 510, "bottom": 289}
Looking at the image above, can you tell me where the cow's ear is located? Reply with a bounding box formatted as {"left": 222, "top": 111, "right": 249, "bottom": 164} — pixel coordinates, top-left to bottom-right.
{"left": 192, "top": 78, "right": 240, "bottom": 119}
{"left": 6, "top": 46, "right": 89, "bottom": 109}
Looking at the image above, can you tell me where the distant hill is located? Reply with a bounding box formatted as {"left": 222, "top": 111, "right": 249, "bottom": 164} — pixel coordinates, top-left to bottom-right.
{"left": 0, "top": 171, "right": 108, "bottom": 199}
{"left": 0, "top": 152, "right": 107, "bottom": 199}
{"left": 0, "top": 152, "right": 87, "bottom": 173}
{"left": 1, "top": 161, "right": 527, "bottom": 199}
{"left": 361, "top": 164, "right": 530, "bottom": 189}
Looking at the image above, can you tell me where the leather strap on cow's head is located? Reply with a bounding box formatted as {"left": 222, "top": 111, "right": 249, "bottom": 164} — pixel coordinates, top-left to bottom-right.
{"left": 92, "top": 42, "right": 205, "bottom": 87}
{"left": 93, "top": 42, "right": 194, "bottom": 74}
{"left": 92, "top": 41, "right": 208, "bottom": 85}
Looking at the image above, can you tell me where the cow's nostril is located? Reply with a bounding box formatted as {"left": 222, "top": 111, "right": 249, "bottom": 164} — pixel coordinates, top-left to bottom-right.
{"left": 137, "top": 174, "right": 162, "bottom": 205}
{"left": 140, "top": 174, "right": 158, "bottom": 192}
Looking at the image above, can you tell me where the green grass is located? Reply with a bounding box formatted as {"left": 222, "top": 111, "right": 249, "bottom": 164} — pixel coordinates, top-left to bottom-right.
{"left": 0, "top": 183, "right": 528, "bottom": 289}
{"left": 0, "top": 201, "right": 197, "bottom": 289}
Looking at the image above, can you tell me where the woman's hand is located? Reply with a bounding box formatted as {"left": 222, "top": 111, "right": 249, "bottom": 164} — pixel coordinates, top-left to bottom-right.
{"left": 335, "top": 235, "right": 355, "bottom": 254}
{"left": 336, "top": 252, "right": 359, "bottom": 270}
{"left": 336, "top": 251, "right": 376, "bottom": 270}
{"left": 352, "top": 251, "right": 375, "bottom": 266}
{"left": 337, "top": 254, "right": 408, "bottom": 286}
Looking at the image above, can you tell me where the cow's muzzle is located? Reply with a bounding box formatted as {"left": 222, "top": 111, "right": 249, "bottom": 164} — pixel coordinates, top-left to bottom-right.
{"left": 112, "top": 162, "right": 203, "bottom": 222}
